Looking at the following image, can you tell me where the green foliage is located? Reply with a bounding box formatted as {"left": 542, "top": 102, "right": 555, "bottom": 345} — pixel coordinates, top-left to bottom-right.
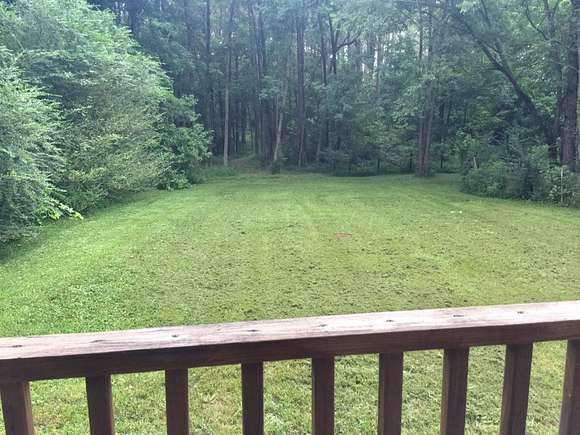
{"left": 0, "top": 0, "right": 211, "bottom": 242}
{"left": 157, "top": 95, "right": 212, "bottom": 190}
{"left": 540, "top": 166, "right": 580, "bottom": 207}
{"left": 0, "top": 0, "right": 171, "bottom": 212}
{"left": 462, "top": 144, "right": 580, "bottom": 207}
{"left": 85, "top": 0, "right": 578, "bottom": 186}
{"left": 0, "top": 50, "right": 67, "bottom": 242}
{"left": 201, "top": 165, "right": 239, "bottom": 179}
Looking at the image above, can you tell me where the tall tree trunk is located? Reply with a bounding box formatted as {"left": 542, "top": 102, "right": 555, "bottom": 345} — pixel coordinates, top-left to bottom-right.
{"left": 274, "top": 43, "right": 292, "bottom": 165}
{"left": 328, "top": 15, "right": 338, "bottom": 75}
{"left": 223, "top": 0, "right": 236, "bottom": 166}
{"left": 296, "top": 6, "right": 306, "bottom": 166}
{"left": 416, "top": 7, "right": 435, "bottom": 177}
{"left": 205, "top": 0, "right": 214, "bottom": 150}
{"left": 240, "top": 102, "right": 247, "bottom": 152}
{"left": 562, "top": 14, "right": 579, "bottom": 170}
{"left": 375, "top": 36, "right": 384, "bottom": 97}
{"left": 247, "top": 0, "right": 263, "bottom": 158}
{"left": 182, "top": 0, "right": 194, "bottom": 97}
{"left": 257, "top": 0, "right": 274, "bottom": 162}
{"left": 540, "top": 0, "right": 564, "bottom": 161}
{"left": 417, "top": 83, "right": 435, "bottom": 177}
{"left": 569, "top": 0, "right": 580, "bottom": 170}
{"left": 274, "top": 80, "right": 289, "bottom": 165}
{"left": 573, "top": 0, "right": 580, "bottom": 168}
{"left": 318, "top": 12, "right": 329, "bottom": 158}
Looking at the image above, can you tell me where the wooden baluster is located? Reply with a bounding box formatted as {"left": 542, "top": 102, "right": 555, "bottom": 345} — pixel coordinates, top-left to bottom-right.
{"left": 499, "top": 344, "right": 533, "bottom": 435}
{"left": 242, "top": 362, "right": 264, "bottom": 435}
{"left": 440, "top": 348, "right": 469, "bottom": 435}
{"left": 165, "top": 369, "right": 189, "bottom": 435}
{"left": 0, "top": 382, "right": 35, "bottom": 435}
{"left": 86, "top": 375, "right": 115, "bottom": 435}
{"left": 378, "top": 353, "right": 404, "bottom": 435}
{"left": 312, "top": 358, "right": 334, "bottom": 435}
{"left": 559, "top": 340, "right": 580, "bottom": 435}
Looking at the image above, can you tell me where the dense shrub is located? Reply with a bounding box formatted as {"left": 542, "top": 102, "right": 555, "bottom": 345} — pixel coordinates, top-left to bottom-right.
{"left": 0, "top": 52, "right": 69, "bottom": 242}
{"left": 0, "top": 0, "right": 211, "bottom": 242}
{"left": 157, "top": 95, "right": 212, "bottom": 190}
{"left": 0, "top": 0, "right": 169, "bottom": 211}
{"left": 462, "top": 145, "right": 580, "bottom": 207}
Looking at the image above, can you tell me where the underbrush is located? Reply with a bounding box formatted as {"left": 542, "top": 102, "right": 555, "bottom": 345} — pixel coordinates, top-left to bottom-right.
{"left": 462, "top": 161, "right": 580, "bottom": 207}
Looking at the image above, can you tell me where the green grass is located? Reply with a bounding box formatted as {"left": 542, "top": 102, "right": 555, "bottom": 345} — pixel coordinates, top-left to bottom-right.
{"left": 1, "top": 173, "right": 580, "bottom": 434}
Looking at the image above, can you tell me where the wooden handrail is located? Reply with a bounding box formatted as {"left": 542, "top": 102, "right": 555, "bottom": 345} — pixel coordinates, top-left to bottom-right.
{"left": 1, "top": 301, "right": 580, "bottom": 434}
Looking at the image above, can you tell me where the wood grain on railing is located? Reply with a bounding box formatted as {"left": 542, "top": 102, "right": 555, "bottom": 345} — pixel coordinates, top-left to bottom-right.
{"left": 377, "top": 353, "right": 404, "bottom": 435}
{"left": 559, "top": 340, "right": 580, "bottom": 435}
{"left": 164, "top": 369, "right": 189, "bottom": 435}
{"left": 440, "top": 348, "right": 469, "bottom": 435}
{"left": 312, "top": 358, "right": 334, "bottom": 435}
{"left": 1, "top": 301, "right": 580, "bottom": 435}
{"left": 1, "top": 301, "right": 580, "bottom": 383}
{"left": 86, "top": 375, "right": 115, "bottom": 435}
{"left": 499, "top": 344, "right": 533, "bottom": 435}
{"left": 0, "top": 381, "right": 34, "bottom": 435}
{"left": 242, "top": 362, "right": 264, "bottom": 435}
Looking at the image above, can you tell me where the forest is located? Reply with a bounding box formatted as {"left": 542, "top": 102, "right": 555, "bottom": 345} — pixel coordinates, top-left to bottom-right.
{"left": 1, "top": 0, "right": 579, "bottom": 242}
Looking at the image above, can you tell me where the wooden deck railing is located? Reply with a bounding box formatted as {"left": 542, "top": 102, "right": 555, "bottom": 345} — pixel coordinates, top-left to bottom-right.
{"left": 2, "top": 301, "right": 580, "bottom": 434}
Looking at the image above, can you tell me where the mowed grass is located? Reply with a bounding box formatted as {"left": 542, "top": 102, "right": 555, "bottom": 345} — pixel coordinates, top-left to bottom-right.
{"left": 1, "top": 173, "right": 580, "bottom": 434}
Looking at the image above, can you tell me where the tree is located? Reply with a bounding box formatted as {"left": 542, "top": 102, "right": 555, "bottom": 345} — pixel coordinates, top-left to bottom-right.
{"left": 60, "top": 0, "right": 580, "bottom": 199}
{"left": 295, "top": 2, "right": 306, "bottom": 166}
{"left": 223, "top": 0, "right": 237, "bottom": 166}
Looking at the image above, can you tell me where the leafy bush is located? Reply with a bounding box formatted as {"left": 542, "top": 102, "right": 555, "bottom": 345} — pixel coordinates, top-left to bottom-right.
{"left": 0, "top": 52, "right": 68, "bottom": 242}
{"left": 0, "top": 0, "right": 170, "bottom": 211}
{"left": 541, "top": 166, "right": 580, "bottom": 207}
{"left": 462, "top": 144, "right": 580, "bottom": 207}
{"left": 157, "top": 95, "right": 212, "bottom": 190}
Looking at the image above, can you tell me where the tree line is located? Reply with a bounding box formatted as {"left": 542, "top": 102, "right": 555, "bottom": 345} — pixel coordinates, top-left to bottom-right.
{"left": 93, "top": 0, "right": 579, "bottom": 195}
{"left": 1, "top": 0, "right": 579, "bottom": 242}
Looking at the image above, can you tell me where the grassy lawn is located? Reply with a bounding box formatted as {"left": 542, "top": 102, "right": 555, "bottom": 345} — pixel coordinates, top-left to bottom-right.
{"left": 1, "top": 173, "right": 580, "bottom": 434}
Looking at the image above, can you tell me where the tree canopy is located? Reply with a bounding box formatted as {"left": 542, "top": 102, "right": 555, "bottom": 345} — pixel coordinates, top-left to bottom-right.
{"left": 87, "top": 0, "right": 578, "bottom": 177}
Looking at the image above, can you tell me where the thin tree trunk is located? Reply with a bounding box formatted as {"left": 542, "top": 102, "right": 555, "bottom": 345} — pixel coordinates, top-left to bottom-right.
{"left": 416, "top": 6, "right": 435, "bottom": 177}
{"left": 562, "top": 16, "right": 578, "bottom": 170}
{"left": 205, "top": 0, "right": 214, "bottom": 150}
{"left": 329, "top": 15, "right": 338, "bottom": 75}
{"left": 223, "top": 0, "right": 236, "bottom": 166}
{"left": 573, "top": 0, "right": 580, "bottom": 168}
{"left": 296, "top": 5, "right": 306, "bottom": 166}
{"left": 273, "top": 84, "right": 288, "bottom": 164}
{"left": 540, "top": 0, "right": 564, "bottom": 161}
{"left": 273, "top": 45, "right": 291, "bottom": 165}
{"left": 375, "top": 36, "right": 384, "bottom": 97}
{"left": 318, "top": 11, "right": 329, "bottom": 158}
{"left": 247, "top": 0, "right": 263, "bottom": 158}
